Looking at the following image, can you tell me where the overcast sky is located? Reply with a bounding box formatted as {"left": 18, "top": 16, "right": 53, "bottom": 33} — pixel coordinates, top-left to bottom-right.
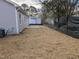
{"left": 11, "top": 0, "right": 42, "bottom": 8}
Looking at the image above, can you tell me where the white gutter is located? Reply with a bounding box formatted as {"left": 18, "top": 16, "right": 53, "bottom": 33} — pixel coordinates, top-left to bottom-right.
{"left": 15, "top": 8, "right": 19, "bottom": 34}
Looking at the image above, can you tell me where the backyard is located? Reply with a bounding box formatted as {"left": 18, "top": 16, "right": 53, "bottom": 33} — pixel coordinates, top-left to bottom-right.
{"left": 0, "top": 26, "right": 79, "bottom": 59}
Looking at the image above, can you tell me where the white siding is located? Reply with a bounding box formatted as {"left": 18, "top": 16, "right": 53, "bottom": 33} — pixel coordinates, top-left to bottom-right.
{"left": 0, "top": 0, "right": 17, "bottom": 34}
{"left": 17, "top": 12, "right": 29, "bottom": 32}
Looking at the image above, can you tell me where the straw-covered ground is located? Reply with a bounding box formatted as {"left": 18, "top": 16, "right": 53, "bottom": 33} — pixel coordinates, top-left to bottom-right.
{"left": 0, "top": 26, "right": 79, "bottom": 59}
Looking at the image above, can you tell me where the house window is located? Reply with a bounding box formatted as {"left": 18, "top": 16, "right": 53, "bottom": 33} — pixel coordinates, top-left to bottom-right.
{"left": 19, "top": 13, "right": 21, "bottom": 24}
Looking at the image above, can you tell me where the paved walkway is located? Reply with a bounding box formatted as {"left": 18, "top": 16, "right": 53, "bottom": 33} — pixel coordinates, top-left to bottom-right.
{"left": 0, "top": 26, "right": 79, "bottom": 59}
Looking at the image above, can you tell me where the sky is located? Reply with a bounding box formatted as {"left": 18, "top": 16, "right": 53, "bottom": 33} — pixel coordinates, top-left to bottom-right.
{"left": 11, "top": 0, "right": 42, "bottom": 8}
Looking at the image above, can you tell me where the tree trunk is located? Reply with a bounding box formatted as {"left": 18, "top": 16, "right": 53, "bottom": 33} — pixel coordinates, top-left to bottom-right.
{"left": 57, "top": 3, "right": 60, "bottom": 28}
{"left": 66, "top": 15, "right": 69, "bottom": 33}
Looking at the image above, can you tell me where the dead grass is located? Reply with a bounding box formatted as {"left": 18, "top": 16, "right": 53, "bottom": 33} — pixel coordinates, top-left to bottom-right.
{"left": 0, "top": 26, "right": 79, "bottom": 59}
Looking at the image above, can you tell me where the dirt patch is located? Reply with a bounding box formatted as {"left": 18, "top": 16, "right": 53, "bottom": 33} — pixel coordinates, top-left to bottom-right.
{"left": 0, "top": 26, "right": 79, "bottom": 59}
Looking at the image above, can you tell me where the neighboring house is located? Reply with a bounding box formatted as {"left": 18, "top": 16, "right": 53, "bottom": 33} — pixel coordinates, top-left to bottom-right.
{"left": 28, "top": 7, "right": 42, "bottom": 25}
{"left": 29, "top": 16, "right": 41, "bottom": 25}
{"left": 0, "top": 0, "right": 29, "bottom": 35}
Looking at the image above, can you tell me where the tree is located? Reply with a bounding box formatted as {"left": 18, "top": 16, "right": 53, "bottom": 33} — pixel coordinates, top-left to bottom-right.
{"left": 21, "top": 3, "right": 28, "bottom": 11}
{"left": 41, "top": 0, "right": 79, "bottom": 28}
{"left": 41, "top": 0, "right": 78, "bottom": 17}
{"left": 29, "top": 6, "right": 37, "bottom": 16}
{"left": 29, "top": 6, "right": 37, "bottom": 13}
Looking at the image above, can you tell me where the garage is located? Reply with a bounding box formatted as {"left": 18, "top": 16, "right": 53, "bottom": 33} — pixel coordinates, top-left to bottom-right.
{"left": 29, "top": 16, "right": 41, "bottom": 25}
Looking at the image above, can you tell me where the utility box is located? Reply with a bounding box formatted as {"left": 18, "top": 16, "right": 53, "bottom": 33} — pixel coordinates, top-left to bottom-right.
{"left": 0, "top": 29, "right": 6, "bottom": 38}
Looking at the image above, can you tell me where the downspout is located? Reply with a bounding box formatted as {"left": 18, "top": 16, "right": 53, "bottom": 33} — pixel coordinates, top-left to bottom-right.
{"left": 15, "top": 8, "right": 19, "bottom": 34}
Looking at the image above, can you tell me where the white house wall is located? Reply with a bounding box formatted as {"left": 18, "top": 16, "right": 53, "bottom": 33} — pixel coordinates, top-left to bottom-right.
{"left": 0, "top": 0, "right": 17, "bottom": 34}
{"left": 17, "top": 12, "right": 29, "bottom": 33}
{"left": 25, "top": 16, "right": 29, "bottom": 27}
